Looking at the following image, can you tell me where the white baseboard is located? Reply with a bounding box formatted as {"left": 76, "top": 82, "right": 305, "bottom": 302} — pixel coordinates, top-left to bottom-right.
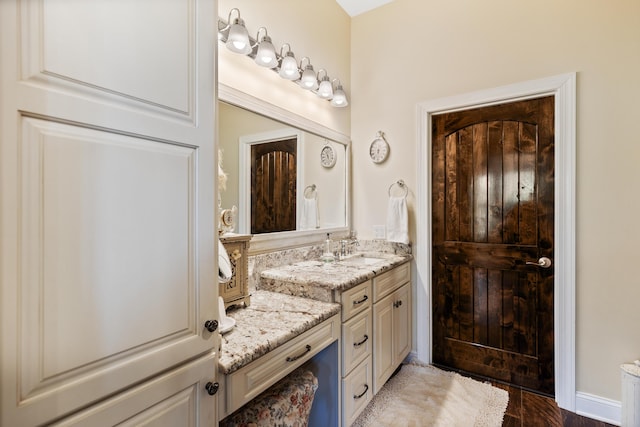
{"left": 575, "top": 392, "right": 621, "bottom": 426}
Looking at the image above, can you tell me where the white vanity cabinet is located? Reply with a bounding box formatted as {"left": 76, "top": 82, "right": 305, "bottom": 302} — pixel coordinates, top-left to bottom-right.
{"left": 340, "top": 280, "right": 374, "bottom": 426}
{"left": 372, "top": 263, "right": 412, "bottom": 394}
{"left": 0, "top": 1, "right": 219, "bottom": 425}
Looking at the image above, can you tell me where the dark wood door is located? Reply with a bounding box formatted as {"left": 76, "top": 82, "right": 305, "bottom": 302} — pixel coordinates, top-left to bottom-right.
{"left": 251, "top": 138, "right": 297, "bottom": 234}
{"left": 431, "top": 96, "right": 555, "bottom": 395}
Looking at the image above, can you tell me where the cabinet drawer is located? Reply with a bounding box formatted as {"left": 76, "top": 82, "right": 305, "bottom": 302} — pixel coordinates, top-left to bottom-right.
{"left": 342, "top": 356, "right": 373, "bottom": 427}
{"left": 224, "top": 314, "right": 340, "bottom": 415}
{"left": 342, "top": 309, "right": 373, "bottom": 376}
{"left": 373, "top": 262, "right": 410, "bottom": 302}
{"left": 342, "top": 309, "right": 372, "bottom": 377}
{"left": 341, "top": 280, "right": 372, "bottom": 321}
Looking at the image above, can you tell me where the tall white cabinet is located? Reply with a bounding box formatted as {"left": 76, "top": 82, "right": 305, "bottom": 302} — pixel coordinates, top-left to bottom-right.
{"left": 0, "top": 1, "right": 219, "bottom": 425}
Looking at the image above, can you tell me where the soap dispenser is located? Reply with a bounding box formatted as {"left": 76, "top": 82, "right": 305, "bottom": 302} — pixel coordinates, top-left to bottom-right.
{"left": 321, "top": 233, "right": 335, "bottom": 263}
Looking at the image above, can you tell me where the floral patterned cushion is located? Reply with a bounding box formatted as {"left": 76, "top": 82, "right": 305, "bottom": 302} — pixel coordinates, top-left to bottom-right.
{"left": 221, "top": 367, "right": 319, "bottom": 427}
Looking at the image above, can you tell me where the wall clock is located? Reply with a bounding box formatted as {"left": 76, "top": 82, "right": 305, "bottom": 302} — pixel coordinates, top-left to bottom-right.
{"left": 320, "top": 144, "right": 337, "bottom": 168}
{"left": 369, "top": 131, "right": 389, "bottom": 164}
{"left": 219, "top": 206, "right": 237, "bottom": 234}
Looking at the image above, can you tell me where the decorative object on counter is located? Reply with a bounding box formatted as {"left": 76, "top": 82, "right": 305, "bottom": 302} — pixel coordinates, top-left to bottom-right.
{"left": 386, "top": 180, "right": 409, "bottom": 244}
{"left": 219, "top": 234, "right": 252, "bottom": 309}
{"left": 300, "top": 184, "right": 320, "bottom": 230}
{"left": 320, "top": 233, "right": 335, "bottom": 263}
{"left": 220, "top": 366, "right": 318, "bottom": 427}
{"left": 369, "top": 131, "right": 390, "bottom": 164}
{"left": 218, "top": 296, "right": 236, "bottom": 334}
{"left": 218, "top": 8, "right": 349, "bottom": 107}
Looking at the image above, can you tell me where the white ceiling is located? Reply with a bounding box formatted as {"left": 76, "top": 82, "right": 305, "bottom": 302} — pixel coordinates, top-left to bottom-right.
{"left": 335, "top": 0, "right": 393, "bottom": 17}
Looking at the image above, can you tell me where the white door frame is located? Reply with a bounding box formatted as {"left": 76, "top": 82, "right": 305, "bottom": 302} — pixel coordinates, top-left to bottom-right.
{"left": 414, "top": 73, "right": 576, "bottom": 410}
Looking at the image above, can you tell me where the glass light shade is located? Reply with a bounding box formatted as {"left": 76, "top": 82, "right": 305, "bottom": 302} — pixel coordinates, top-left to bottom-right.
{"left": 331, "top": 85, "right": 348, "bottom": 107}
{"left": 254, "top": 36, "right": 278, "bottom": 68}
{"left": 318, "top": 77, "right": 334, "bottom": 99}
{"left": 279, "top": 52, "right": 300, "bottom": 80}
{"left": 300, "top": 65, "right": 318, "bottom": 90}
{"left": 226, "top": 18, "right": 251, "bottom": 54}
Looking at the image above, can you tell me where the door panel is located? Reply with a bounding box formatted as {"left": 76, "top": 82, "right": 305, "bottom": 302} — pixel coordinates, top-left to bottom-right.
{"left": 1, "top": 0, "right": 217, "bottom": 424}
{"left": 432, "top": 97, "right": 555, "bottom": 395}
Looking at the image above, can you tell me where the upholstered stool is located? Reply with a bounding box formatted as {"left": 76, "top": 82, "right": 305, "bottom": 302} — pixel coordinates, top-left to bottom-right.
{"left": 221, "top": 367, "right": 318, "bottom": 427}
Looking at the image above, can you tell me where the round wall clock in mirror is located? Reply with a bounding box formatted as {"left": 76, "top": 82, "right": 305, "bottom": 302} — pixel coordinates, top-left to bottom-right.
{"left": 320, "top": 144, "right": 337, "bottom": 168}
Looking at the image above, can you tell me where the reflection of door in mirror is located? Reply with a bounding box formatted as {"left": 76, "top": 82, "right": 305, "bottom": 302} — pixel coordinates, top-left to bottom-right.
{"left": 251, "top": 138, "right": 297, "bottom": 233}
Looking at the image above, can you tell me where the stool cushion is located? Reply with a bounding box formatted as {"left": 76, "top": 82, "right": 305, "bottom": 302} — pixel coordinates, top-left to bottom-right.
{"left": 221, "top": 368, "right": 318, "bottom": 427}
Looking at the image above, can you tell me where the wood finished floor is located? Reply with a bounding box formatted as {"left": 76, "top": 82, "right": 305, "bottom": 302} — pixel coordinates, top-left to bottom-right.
{"left": 492, "top": 381, "right": 615, "bottom": 426}
{"left": 439, "top": 366, "right": 615, "bottom": 427}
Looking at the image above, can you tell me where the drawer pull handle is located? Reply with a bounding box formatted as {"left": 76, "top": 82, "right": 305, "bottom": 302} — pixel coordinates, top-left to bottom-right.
{"left": 354, "top": 384, "right": 369, "bottom": 399}
{"left": 353, "top": 334, "right": 369, "bottom": 347}
{"left": 286, "top": 344, "right": 311, "bottom": 362}
{"left": 353, "top": 295, "right": 369, "bottom": 305}
{"left": 393, "top": 300, "right": 403, "bottom": 308}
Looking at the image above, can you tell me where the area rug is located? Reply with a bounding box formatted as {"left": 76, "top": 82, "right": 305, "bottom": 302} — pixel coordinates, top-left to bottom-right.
{"left": 351, "top": 363, "right": 509, "bottom": 427}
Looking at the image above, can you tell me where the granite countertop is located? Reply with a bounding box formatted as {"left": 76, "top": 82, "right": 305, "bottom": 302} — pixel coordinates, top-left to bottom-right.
{"left": 259, "top": 252, "right": 412, "bottom": 293}
{"left": 218, "top": 290, "right": 341, "bottom": 375}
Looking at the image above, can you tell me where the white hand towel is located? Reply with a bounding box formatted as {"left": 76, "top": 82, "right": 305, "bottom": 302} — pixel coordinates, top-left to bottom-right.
{"left": 218, "top": 240, "right": 232, "bottom": 283}
{"left": 300, "top": 197, "right": 319, "bottom": 230}
{"left": 386, "top": 196, "right": 409, "bottom": 244}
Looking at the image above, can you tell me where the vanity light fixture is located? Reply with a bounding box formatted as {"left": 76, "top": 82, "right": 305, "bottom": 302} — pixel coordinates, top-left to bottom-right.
{"left": 330, "top": 79, "right": 348, "bottom": 107}
{"left": 224, "top": 8, "right": 251, "bottom": 54}
{"left": 218, "top": 8, "right": 349, "bottom": 107}
{"left": 254, "top": 28, "right": 278, "bottom": 68}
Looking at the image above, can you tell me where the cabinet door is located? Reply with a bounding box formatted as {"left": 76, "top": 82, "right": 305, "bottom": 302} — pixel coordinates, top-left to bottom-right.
{"left": 393, "top": 283, "right": 412, "bottom": 366}
{"left": 373, "top": 293, "right": 395, "bottom": 394}
{"left": 373, "top": 283, "right": 412, "bottom": 394}
{"left": 52, "top": 353, "right": 218, "bottom": 427}
{"left": 0, "top": 1, "right": 218, "bottom": 425}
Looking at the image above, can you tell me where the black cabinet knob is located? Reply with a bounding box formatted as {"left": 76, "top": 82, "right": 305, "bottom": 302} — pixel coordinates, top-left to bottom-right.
{"left": 204, "top": 320, "right": 218, "bottom": 332}
{"left": 205, "top": 382, "right": 219, "bottom": 396}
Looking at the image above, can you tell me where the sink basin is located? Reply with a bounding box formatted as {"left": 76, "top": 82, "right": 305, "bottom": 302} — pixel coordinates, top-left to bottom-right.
{"left": 339, "top": 256, "right": 385, "bottom": 266}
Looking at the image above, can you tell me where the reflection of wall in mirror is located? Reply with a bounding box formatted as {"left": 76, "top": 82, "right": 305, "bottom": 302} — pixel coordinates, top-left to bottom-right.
{"left": 303, "top": 134, "right": 346, "bottom": 228}
{"left": 219, "top": 102, "right": 282, "bottom": 211}
{"left": 218, "top": 101, "right": 346, "bottom": 232}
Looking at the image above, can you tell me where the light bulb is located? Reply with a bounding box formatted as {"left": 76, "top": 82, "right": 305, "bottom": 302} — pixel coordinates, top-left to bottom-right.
{"left": 300, "top": 65, "right": 317, "bottom": 90}
{"left": 279, "top": 52, "right": 300, "bottom": 80}
{"left": 226, "top": 18, "right": 251, "bottom": 54}
{"left": 254, "top": 35, "right": 278, "bottom": 68}
{"left": 331, "top": 85, "right": 348, "bottom": 107}
{"left": 318, "top": 77, "right": 333, "bottom": 99}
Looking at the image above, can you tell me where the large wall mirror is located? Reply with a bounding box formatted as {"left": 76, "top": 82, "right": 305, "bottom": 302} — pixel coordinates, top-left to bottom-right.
{"left": 218, "top": 84, "right": 350, "bottom": 254}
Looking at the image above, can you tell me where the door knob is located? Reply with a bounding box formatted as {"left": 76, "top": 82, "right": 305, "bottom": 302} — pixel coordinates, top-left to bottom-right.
{"left": 205, "top": 382, "right": 219, "bottom": 396}
{"left": 526, "top": 257, "right": 552, "bottom": 268}
{"left": 204, "top": 320, "right": 218, "bottom": 332}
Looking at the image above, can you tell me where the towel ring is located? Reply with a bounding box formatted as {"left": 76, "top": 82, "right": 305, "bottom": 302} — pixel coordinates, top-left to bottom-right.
{"left": 304, "top": 184, "right": 317, "bottom": 199}
{"left": 388, "top": 180, "right": 408, "bottom": 198}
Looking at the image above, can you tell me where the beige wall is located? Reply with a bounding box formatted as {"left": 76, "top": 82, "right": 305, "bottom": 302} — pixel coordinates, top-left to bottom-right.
{"left": 217, "top": 0, "right": 640, "bottom": 405}
{"left": 350, "top": 0, "right": 640, "bottom": 402}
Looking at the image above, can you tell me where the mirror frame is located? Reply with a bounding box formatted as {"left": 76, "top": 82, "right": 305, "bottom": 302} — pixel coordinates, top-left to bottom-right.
{"left": 219, "top": 83, "right": 351, "bottom": 254}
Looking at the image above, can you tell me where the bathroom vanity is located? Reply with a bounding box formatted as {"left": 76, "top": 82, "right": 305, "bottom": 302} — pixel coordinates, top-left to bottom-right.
{"left": 218, "top": 291, "right": 341, "bottom": 424}
{"left": 259, "top": 252, "right": 412, "bottom": 426}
